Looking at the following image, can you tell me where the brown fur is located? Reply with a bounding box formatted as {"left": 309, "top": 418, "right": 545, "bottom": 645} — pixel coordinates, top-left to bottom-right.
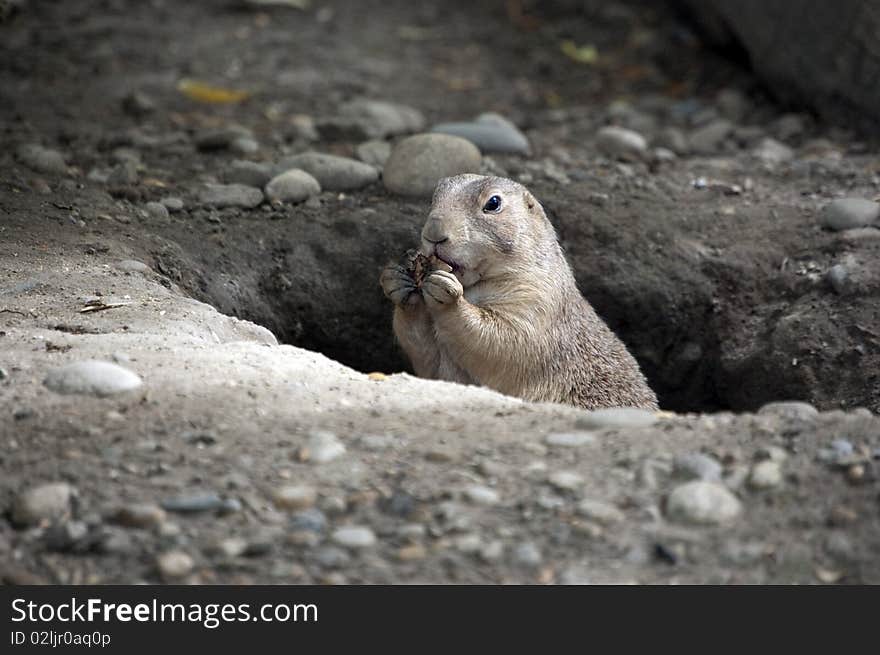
{"left": 380, "top": 174, "right": 659, "bottom": 411}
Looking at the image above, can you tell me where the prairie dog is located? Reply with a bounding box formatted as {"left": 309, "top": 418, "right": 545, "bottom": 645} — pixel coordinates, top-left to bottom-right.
{"left": 380, "top": 174, "right": 658, "bottom": 411}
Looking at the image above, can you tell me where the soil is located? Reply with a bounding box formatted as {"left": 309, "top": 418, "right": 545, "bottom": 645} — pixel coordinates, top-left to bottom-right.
{"left": 0, "top": 0, "right": 878, "bottom": 584}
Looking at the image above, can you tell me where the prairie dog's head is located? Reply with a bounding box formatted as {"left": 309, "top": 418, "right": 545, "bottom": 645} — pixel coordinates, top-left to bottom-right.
{"left": 421, "top": 175, "right": 556, "bottom": 287}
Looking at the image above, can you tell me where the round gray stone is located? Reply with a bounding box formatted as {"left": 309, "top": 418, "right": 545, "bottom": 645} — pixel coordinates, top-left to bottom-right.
{"left": 820, "top": 198, "right": 880, "bottom": 231}
{"left": 673, "top": 452, "right": 723, "bottom": 481}
{"left": 12, "top": 482, "right": 75, "bottom": 526}
{"left": 160, "top": 196, "right": 184, "bottom": 212}
{"left": 431, "top": 113, "right": 530, "bottom": 155}
{"left": 156, "top": 550, "right": 194, "bottom": 579}
{"left": 748, "top": 460, "right": 783, "bottom": 489}
{"left": 265, "top": 169, "right": 321, "bottom": 203}
{"left": 595, "top": 126, "right": 648, "bottom": 161}
{"left": 44, "top": 360, "right": 142, "bottom": 397}
{"left": 688, "top": 119, "right": 734, "bottom": 155}
{"left": 667, "top": 481, "right": 742, "bottom": 525}
{"left": 355, "top": 139, "right": 392, "bottom": 168}
{"left": 115, "top": 259, "right": 150, "bottom": 273}
{"left": 16, "top": 144, "right": 67, "bottom": 175}
{"left": 145, "top": 201, "right": 169, "bottom": 220}
{"left": 320, "top": 99, "right": 425, "bottom": 140}
{"left": 274, "top": 152, "right": 378, "bottom": 191}
{"left": 223, "top": 160, "right": 274, "bottom": 188}
{"left": 577, "top": 499, "right": 625, "bottom": 524}
{"left": 383, "top": 133, "right": 482, "bottom": 197}
{"left": 198, "top": 183, "right": 263, "bottom": 209}
{"left": 757, "top": 401, "right": 819, "bottom": 421}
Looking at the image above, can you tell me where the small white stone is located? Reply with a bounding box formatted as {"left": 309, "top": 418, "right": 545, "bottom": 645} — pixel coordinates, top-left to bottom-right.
{"left": 44, "top": 360, "right": 142, "bottom": 397}
{"left": 749, "top": 460, "right": 783, "bottom": 489}
{"left": 463, "top": 485, "right": 500, "bottom": 505}
{"left": 548, "top": 471, "right": 583, "bottom": 491}
{"left": 156, "top": 550, "right": 195, "bottom": 580}
{"left": 577, "top": 499, "right": 625, "bottom": 524}
{"left": 545, "top": 431, "right": 596, "bottom": 447}
{"left": 12, "top": 483, "right": 75, "bottom": 526}
{"left": 307, "top": 431, "right": 346, "bottom": 463}
{"left": 667, "top": 481, "right": 742, "bottom": 525}
{"left": 331, "top": 526, "right": 376, "bottom": 549}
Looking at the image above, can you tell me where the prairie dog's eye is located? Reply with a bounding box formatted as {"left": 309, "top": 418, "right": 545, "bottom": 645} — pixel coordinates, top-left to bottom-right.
{"left": 482, "top": 195, "right": 503, "bottom": 213}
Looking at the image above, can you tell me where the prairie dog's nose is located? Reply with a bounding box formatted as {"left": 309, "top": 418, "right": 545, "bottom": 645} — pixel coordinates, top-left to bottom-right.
{"left": 421, "top": 216, "right": 449, "bottom": 244}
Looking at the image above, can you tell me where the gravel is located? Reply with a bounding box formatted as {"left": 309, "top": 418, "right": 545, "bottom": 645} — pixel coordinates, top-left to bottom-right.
{"left": 43, "top": 360, "right": 142, "bottom": 397}
{"left": 318, "top": 98, "right": 425, "bottom": 140}
{"left": 575, "top": 408, "right": 658, "bottom": 430}
{"left": 463, "top": 485, "right": 500, "bottom": 505}
{"left": 156, "top": 550, "right": 194, "bottom": 580}
{"left": 383, "top": 133, "right": 482, "bottom": 197}
{"left": 272, "top": 485, "right": 317, "bottom": 510}
{"left": 145, "top": 201, "right": 169, "bottom": 220}
{"left": 112, "top": 503, "right": 167, "bottom": 528}
{"left": 688, "top": 119, "right": 733, "bottom": 155}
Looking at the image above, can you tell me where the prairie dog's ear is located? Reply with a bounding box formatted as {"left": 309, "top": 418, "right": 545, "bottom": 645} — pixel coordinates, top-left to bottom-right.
{"left": 523, "top": 190, "right": 542, "bottom": 218}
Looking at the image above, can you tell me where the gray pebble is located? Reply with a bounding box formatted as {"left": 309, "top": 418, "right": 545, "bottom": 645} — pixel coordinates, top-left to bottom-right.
{"left": 748, "top": 460, "right": 783, "bottom": 489}
{"left": 595, "top": 126, "right": 647, "bottom": 161}
{"left": 752, "top": 137, "right": 794, "bottom": 165}
{"left": 820, "top": 198, "right": 880, "bottom": 231}
{"left": 331, "top": 525, "right": 377, "bottom": 549}
{"left": 160, "top": 492, "right": 225, "bottom": 514}
{"left": 195, "top": 126, "right": 252, "bottom": 151}
{"left": 655, "top": 126, "right": 689, "bottom": 155}
{"left": 313, "top": 546, "right": 350, "bottom": 568}
{"left": 673, "top": 452, "right": 723, "bottom": 481}
{"left": 44, "top": 360, "right": 142, "bottom": 397}
{"left": 112, "top": 503, "right": 166, "bottom": 528}
{"left": 383, "top": 133, "right": 482, "bottom": 197}
{"left": 306, "top": 431, "right": 346, "bottom": 463}
{"left": 16, "top": 144, "right": 67, "bottom": 175}
{"left": 577, "top": 499, "right": 625, "bottom": 525}
{"left": 688, "top": 119, "right": 733, "bottom": 155}
{"left": 156, "top": 550, "right": 194, "bottom": 580}
{"left": 198, "top": 183, "right": 263, "bottom": 209}
{"left": 223, "top": 160, "right": 274, "bottom": 188}
{"left": 548, "top": 471, "right": 583, "bottom": 491}
{"left": 160, "top": 196, "right": 184, "bottom": 212}
{"left": 275, "top": 152, "right": 378, "bottom": 191}
{"left": 716, "top": 88, "right": 751, "bottom": 122}
{"left": 513, "top": 542, "right": 543, "bottom": 568}
{"left": 355, "top": 140, "right": 392, "bottom": 168}
{"left": 826, "top": 264, "right": 849, "bottom": 295}
{"left": 319, "top": 98, "right": 425, "bottom": 140}
{"left": 432, "top": 113, "right": 530, "bottom": 155}
{"left": 575, "top": 407, "right": 657, "bottom": 430}
{"left": 210, "top": 537, "right": 248, "bottom": 558}
{"left": 11, "top": 483, "right": 76, "bottom": 527}
{"left": 44, "top": 521, "right": 90, "bottom": 552}
{"left": 145, "top": 201, "right": 169, "bottom": 220}
{"left": 667, "top": 481, "right": 742, "bottom": 525}
{"left": 265, "top": 169, "right": 321, "bottom": 203}
{"left": 545, "top": 431, "right": 596, "bottom": 447}
{"left": 291, "top": 508, "right": 327, "bottom": 533}
{"left": 463, "top": 485, "right": 500, "bottom": 505}
{"left": 757, "top": 401, "right": 819, "bottom": 421}
{"left": 115, "top": 259, "right": 150, "bottom": 273}
{"left": 230, "top": 136, "right": 259, "bottom": 155}
{"left": 107, "top": 160, "right": 139, "bottom": 186}
{"left": 272, "top": 485, "right": 317, "bottom": 510}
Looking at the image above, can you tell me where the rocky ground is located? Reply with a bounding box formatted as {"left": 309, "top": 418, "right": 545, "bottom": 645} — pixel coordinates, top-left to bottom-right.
{"left": 1, "top": 0, "right": 879, "bottom": 584}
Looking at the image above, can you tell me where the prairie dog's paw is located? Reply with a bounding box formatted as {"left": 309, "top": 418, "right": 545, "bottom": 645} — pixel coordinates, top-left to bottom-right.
{"left": 380, "top": 263, "right": 420, "bottom": 306}
{"left": 422, "top": 270, "right": 463, "bottom": 308}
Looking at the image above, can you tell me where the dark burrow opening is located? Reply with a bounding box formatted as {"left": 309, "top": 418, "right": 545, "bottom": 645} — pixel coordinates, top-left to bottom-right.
{"left": 157, "top": 186, "right": 879, "bottom": 417}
